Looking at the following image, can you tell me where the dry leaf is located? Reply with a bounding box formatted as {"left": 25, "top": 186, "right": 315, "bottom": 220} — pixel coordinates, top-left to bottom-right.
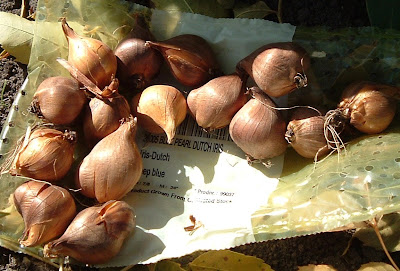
{"left": 357, "top": 262, "right": 396, "bottom": 271}
{"left": 354, "top": 213, "right": 400, "bottom": 252}
{"left": 298, "top": 264, "right": 338, "bottom": 271}
{"left": 0, "top": 195, "right": 24, "bottom": 237}
{"left": 0, "top": 211, "right": 10, "bottom": 219}
{"left": 233, "top": 1, "right": 276, "bottom": 19}
{"left": 150, "top": 0, "right": 230, "bottom": 18}
{"left": 217, "top": 0, "right": 235, "bottom": 9}
{"left": 154, "top": 260, "right": 187, "bottom": 271}
{"left": 0, "top": 12, "right": 34, "bottom": 64}
{"left": 189, "top": 250, "right": 274, "bottom": 271}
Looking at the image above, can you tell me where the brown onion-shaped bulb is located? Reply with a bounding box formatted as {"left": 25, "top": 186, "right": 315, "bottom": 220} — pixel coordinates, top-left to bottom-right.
{"left": 83, "top": 78, "right": 131, "bottom": 146}
{"left": 336, "top": 81, "right": 398, "bottom": 134}
{"left": 131, "top": 85, "right": 187, "bottom": 144}
{"left": 10, "top": 128, "right": 76, "bottom": 182}
{"left": 229, "top": 87, "right": 287, "bottom": 162}
{"left": 31, "top": 76, "right": 87, "bottom": 125}
{"left": 76, "top": 117, "right": 142, "bottom": 203}
{"left": 114, "top": 14, "right": 163, "bottom": 90}
{"left": 285, "top": 115, "right": 330, "bottom": 159}
{"left": 236, "top": 42, "right": 310, "bottom": 97}
{"left": 187, "top": 73, "right": 247, "bottom": 131}
{"left": 44, "top": 200, "right": 135, "bottom": 264}
{"left": 61, "top": 18, "right": 117, "bottom": 89}
{"left": 13, "top": 181, "right": 76, "bottom": 247}
{"left": 146, "top": 34, "right": 222, "bottom": 87}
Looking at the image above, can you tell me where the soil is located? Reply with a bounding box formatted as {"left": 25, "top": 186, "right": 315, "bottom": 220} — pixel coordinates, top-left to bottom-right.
{"left": 0, "top": 1, "right": 397, "bottom": 271}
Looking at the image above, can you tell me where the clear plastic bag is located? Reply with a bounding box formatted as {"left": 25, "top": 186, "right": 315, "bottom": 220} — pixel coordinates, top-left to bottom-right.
{"left": 0, "top": 0, "right": 399, "bottom": 267}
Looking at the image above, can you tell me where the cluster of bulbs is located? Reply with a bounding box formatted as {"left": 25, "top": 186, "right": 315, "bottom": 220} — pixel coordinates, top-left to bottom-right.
{"left": 5, "top": 12, "right": 399, "bottom": 265}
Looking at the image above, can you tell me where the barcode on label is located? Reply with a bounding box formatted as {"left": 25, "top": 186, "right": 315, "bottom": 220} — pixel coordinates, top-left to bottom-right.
{"left": 176, "top": 116, "right": 232, "bottom": 142}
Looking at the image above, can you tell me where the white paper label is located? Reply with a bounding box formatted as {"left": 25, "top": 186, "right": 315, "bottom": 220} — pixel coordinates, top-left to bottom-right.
{"left": 115, "top": 116, "right": 283, "bottom": 264}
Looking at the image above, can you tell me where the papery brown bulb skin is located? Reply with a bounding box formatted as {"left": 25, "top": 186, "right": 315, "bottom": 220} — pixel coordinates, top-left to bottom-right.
{"left": 77, "top": 117, "right": 143, "bottom": 203}
{"left": 114, "top": 14, "right": 163, "bottom": 90}
{"left": 146, "top": 34, "right": 222, "bottom": 87}
{"left": 237, "top": 42, "right": 310, "bottom": 97}
{"left": 229, "top": 87, "right": 287, "bottom": 160}
{"left": 131, "top": 85, "right": 187, "bottom": 144}
{"left": 31, "top": 76, "right": 87, "bottom": 125}
{"left": 338, "top": 81, "right": 398, "bottom": 134}
{"left": 61, "top": 18, "right": 117, "bottom": 89}
{"left": 13, "top": 181, "right": 76, "bottom": 247}
{"left": 187, "top": 74, "right": 247, "bottom": 130}
{"left": 10, "top": 128, "right": 76, "bottom": 182}
{"left": 285, "top": 116, "right": 329, "bottom": 159}
{"left": 83, "top": 92, "right": 131, "bottom": 146}
{"left": 44, "top": 200, "right": 135, "bottom": 264}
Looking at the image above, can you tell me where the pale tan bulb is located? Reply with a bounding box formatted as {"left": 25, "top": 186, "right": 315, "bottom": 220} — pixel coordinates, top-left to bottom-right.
{"left": 31, "top": 76, "right": 87, "bottom": 125}
{"left": 76, "top": 117, "right": 142, "bottom": 203}
{"left": 237, "top": 42, "right": 309, "bottom": 97}
{"left": 44, "top": 200, "right": 135, "bottom": 264}
{"left": 229, "top": 87, "right": 287, "bottom": 162}
{"left": 10, "top": 128, "right": 76, "bottom": 182}
{"left": 337, "top": 81, "right": 398, "bottom": 134}
{"left": 286, "top": 116, "right": 330, "bottom": 159}
{"left": 146, "top": 34, "right": 222, "bottom": 87}
{"left": 61, "top": 18, "right": 117, "bottom": 89}
{"left": 187, "top": 73, "right": 247, "bottom": 131}
{"left": 14, "top": 181, "right": 76, "bottom": 247}
{"left": 131, "top": 85, "right": 187, "bottom": 144}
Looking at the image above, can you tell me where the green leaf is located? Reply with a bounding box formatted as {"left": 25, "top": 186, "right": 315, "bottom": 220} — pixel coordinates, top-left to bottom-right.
{"left": 357, "top": 262, "right": 397, "bottom": 271}
{"left": 189, "top": 250, "right": 274, "bottom": 271}
{"left": 354, "top": 213, "right": 400, "bottom": 252}
{"left": 150, "top": 0, "right": 230, "bottom": 18}
{"left": 233, "top": 1, "right": 276, "bottom": 19}
{"left": 0, "top": 12, "right": 34, "bottom": 64}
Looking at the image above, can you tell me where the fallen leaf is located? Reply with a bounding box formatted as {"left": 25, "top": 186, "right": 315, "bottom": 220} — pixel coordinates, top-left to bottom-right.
{"left": 233, "top": 1, "right": 276, "bottom": 19}
{"left": 0, "top": 194, "right": 24, "bottom": 235}
{"left": 0, "top": 12, "right": 34, "bottom": 64}
{"left": 354, "top": 213, "right": 400, "bottom": 252}
{"left": 0, "top": 211, "right": 10, "bottom": 219}
{"left": 357, "top": 262, "right": 396, "bottom": 271}
{"left": 298, "top": 264, "right": 338, "bottom": 271}
{"left": 217, "top": 0, "right": 235, "bottom": 9}
{"left": 189, "top": 250, "right": 274, "bottom": 271}
{"left": 150, "top": 0, "right": 230, "bottom": 18}
{"left": 155, "top": 260, "right": 187, "bottom": 271}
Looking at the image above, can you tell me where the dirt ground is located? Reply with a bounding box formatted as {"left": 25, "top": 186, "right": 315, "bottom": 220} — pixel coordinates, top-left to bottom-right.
{"left": 1, "top": 1, "right": 399, "bottom": 271}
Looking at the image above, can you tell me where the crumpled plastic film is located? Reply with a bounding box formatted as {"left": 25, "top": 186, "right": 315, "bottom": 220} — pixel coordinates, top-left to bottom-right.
{"left": 1, "top": 0, "right": 400, "bottom": 268}
{"left": 0, "top": 0, "right": 155, "bottom": 264}
{"left": 251, "top": 26, "right": 400, "bottom": 239}
{"left": 0, "top": 0, "right": 138, "bottom": 187}
{"left": 252, "top": 126, "right": 400, "bottom": 239}
{"left": 0, "top": 0, "right": 138, "bottom": 209}
{"left": 0, "top": 0, "right": 297, "bottom": 267}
